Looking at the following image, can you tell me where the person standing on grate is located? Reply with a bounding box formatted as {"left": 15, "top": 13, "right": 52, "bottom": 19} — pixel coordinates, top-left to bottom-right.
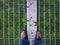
{"left": 34, "top": 31, "right": 45, "bottom": 45}
{"left": 20, "top": 30, "right": 30, "bottom": 45}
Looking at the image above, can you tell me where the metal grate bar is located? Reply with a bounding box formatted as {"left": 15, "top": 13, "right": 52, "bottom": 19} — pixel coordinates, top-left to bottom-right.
{"left": 3, "top": 0, "right": 5, "bottom": 45}
{"left": 49, "top": 0, "right": 51, "bottom": 45}
{"left": 54, "top": 0, "right": 56, "bottom": 45}
{"left": 13, "top": 0, "right": 15, "bottom": 45}
{"left": 44, "top": 0, "right": 46, "bottom": 44}
{"left": 8, "top": 0, "right": 10, "bottom": 45}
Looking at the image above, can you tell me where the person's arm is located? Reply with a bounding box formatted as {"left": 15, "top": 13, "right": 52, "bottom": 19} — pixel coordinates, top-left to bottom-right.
{"left": 28, "top": 40, "right": 30, "bottom": 45}
{"left": 34, "top": 41, "right": 37, "bottom": 45}
{"left": 20, "top": 40, "right": 25, "bottom": 45}
{"left": 41, "top": 43, "right": 46, "bottom": 45}
{"left": 34, "top": 42, "right": 37, "bottom": 45}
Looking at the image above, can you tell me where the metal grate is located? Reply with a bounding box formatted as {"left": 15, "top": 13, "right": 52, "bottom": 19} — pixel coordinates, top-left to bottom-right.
{"left": 0, "top": 0, "right": 60, "bottom": 45}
